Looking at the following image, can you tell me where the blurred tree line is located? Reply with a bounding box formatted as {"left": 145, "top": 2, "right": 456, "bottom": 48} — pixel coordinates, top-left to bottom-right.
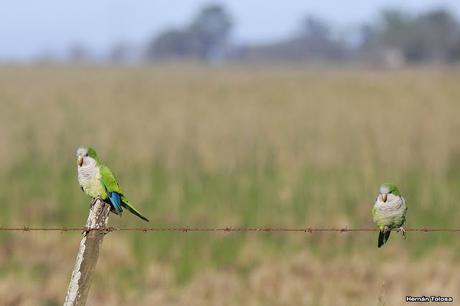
{"left": 360, "top": 8, "right": 460, "bottom": 65}
{"left": 61, "top": 3, "right": 460, "bottom": 66}
{"left": 142, "top": 4, "right": 460, "bottom": 66}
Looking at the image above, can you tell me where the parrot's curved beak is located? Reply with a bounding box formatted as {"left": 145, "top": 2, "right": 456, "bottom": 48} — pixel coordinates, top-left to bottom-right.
{"left": 381, "top": 193, "right": 387, "bottom": 203}
{"left": 77, "top": 155, "right": 83, "bottom": 167}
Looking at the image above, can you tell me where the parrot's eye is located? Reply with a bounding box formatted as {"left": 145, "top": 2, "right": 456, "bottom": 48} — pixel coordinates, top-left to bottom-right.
{"left": 85, "top": 153, "right": 89, "bottom": 157}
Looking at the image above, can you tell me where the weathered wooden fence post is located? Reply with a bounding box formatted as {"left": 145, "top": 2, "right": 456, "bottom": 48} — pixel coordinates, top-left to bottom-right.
{"left": 64, "top": 199, "right": 111, "bottom": 306}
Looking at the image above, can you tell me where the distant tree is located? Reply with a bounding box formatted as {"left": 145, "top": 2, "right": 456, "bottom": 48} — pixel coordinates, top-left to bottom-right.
{"left": 379, "top": 9, "right": 414, "bottom": 50}
{"left": 378, "top": 8, "right": 460, "bottom": 63}
{"left": 300, "top": 15, "right": 331, "bottom": 42}
{"left": 358, "top": 24, "right": 379, "bottom": 50}
{"left": 148, "top": 29, "right": 200, "bottom": 59}
{"left": 351, "top": 23, "right": 384, "bottom": 64}
{"left": 412, "top": 9, "right": 460, "bottom": 61}
{"left": 190, "top": 4, "right": 232, "bottom": 61}
{"left": 146, "top": 3, "right": 232, "bottom": 62}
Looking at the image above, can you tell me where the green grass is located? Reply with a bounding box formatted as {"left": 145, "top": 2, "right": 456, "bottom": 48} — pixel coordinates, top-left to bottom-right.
{"left": 2, "top": 153, "right": 459, "bottom": 275}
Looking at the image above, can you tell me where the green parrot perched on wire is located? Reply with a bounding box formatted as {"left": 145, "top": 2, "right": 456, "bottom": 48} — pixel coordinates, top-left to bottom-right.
{"left": 372, "top": 183, "right": 407, "bottom": 248}
{"left": 76, "top": 146, "right": 149, "bottom": 222}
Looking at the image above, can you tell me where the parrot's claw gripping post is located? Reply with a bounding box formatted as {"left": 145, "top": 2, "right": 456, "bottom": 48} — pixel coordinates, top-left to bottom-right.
{"left": 90, "top": 197, "right": 103, "bottom": 208}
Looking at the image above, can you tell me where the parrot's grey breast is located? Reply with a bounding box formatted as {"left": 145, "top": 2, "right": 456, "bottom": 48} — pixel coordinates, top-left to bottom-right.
{"left": 374, "top": 196, "right": 406, "bottom": 228}
{"left": 78, "top": 163, "right": 98, "bottom": 185}
{"left": 375, "top": 196, "right": 405, "bottom": 212}
{"left": 77, "top": 161, "right": 106, "bottom": 199}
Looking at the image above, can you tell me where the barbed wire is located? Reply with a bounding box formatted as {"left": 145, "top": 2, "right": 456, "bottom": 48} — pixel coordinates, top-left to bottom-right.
{"left": 0, "top": 226, "right": 459, "bottom": 233}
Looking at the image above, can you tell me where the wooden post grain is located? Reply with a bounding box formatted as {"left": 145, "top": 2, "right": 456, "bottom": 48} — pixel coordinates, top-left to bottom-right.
{"left": 64, "top": 199, "right": 111, "bottom": 306}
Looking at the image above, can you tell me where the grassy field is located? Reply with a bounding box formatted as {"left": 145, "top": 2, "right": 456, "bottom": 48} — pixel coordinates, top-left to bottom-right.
{"left": 0, "top": 66, "right": 459, "bottom": 305}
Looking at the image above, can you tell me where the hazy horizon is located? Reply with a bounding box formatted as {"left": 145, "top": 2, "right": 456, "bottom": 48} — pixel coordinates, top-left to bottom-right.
{"left": 1, "top": 0, "right": 460, "bottom": 61}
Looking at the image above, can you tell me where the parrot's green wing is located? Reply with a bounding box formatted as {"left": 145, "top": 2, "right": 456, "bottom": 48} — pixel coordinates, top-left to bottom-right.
{"left": 99, "top": 164, "right": 122, "bottom": 194}
{"left": 99, "top": 164, "right": 149, "bottom": 222}
{"left": 372, "top": 206, "right": 376, "bottom": 219}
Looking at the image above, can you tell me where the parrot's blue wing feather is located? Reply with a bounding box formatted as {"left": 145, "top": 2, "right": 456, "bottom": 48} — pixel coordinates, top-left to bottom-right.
{"left": 98, "top": 164, "right": 124, "bottom": 215}
{"left": 108, "top": 192, "right": 123, "bottom": 214}
{"left": 98, "top": 163, "right": 148, "bottom": 221}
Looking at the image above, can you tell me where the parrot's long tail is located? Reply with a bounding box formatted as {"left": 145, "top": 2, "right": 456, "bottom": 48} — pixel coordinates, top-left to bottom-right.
{"left": 378, "top": 230, "right": 391, "bottom": 248}
{"left": 121, "top": 196, "right": 150, "bottom": 222}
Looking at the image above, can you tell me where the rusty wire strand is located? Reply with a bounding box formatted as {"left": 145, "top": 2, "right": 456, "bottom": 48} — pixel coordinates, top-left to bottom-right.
{"left": 0, "top": 227, "right": 458, "bottom": 233}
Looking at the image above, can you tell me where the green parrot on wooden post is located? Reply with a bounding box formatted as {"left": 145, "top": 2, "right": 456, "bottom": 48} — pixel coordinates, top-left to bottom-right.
{"left": 76, "top": 146, "right": 149, "bottom": 222}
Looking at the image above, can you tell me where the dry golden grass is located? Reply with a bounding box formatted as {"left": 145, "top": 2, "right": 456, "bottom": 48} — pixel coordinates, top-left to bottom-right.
{"left": 0, "top": 66, "right": 459, "bottom": 305}
{"left": 1, "top": 66, "right": 459, "bottom": 171}
{"left": 1, "top": 233, "right": 459, "bottom": 306}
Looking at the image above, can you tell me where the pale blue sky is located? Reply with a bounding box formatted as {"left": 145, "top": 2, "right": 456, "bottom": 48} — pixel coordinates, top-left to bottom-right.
{"left": 1, "top": 0, "right": 459, "bottom": 60}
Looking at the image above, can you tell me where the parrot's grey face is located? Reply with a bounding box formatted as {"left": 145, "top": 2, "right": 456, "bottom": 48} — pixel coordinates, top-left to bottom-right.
{"left": 76, "top": 147, "right": 93, "bottom": 168}
{"left": 379, "top": 185, "right": 390, "bottom": 194}
{"left": 378, "top": 185, "right": 397, "bottom": 203}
